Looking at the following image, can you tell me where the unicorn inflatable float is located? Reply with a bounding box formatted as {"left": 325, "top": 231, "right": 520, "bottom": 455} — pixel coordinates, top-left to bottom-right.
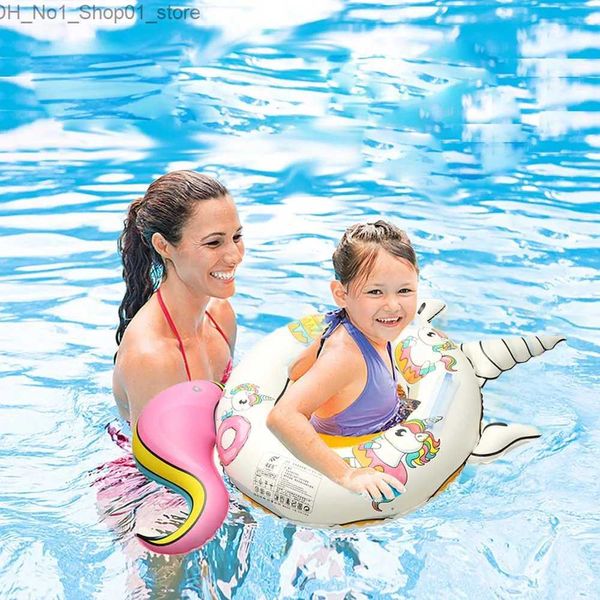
{"left": 133, "top": 300, "right": 564, "bottom": 554}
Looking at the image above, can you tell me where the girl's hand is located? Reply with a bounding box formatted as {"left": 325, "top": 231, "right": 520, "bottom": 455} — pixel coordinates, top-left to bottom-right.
{"left": 338, "top": 467, "right": 406, "bottom": 501}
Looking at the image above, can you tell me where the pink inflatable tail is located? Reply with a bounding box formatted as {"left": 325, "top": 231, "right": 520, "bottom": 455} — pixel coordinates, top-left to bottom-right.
{"left": 133, "top": 380, "right": 229, "bottom": 555}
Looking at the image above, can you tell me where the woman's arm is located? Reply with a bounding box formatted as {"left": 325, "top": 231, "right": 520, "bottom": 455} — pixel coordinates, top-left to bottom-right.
{"left": 114, "top": 392, "right": 130, "bottom": 422}
{"left": 120, "top": 349, "right": 185, "bottom": 426}
{"left": 267, "top": 344, "right": 405, "bottom": 501}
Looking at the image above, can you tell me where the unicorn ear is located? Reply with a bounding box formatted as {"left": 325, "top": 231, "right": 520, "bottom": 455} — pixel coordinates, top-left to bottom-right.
{"left": 416, "top": 433, "right": 428, "bottom": 442}
{"left": 416, "top": 299, "right": 447, "bottom": 323}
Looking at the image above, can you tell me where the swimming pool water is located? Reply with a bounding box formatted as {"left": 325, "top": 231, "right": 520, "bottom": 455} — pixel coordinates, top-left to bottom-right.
{"left": 0, "top": 1, "right": 598, "bottom": 598}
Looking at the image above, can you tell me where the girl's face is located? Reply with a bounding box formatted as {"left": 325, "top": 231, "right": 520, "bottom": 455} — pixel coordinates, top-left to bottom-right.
{"left": 158, "top": 195, "right": 245, "bottom": 298}
{"left": 332, "top": 249, "right": 418, "bottom": 346}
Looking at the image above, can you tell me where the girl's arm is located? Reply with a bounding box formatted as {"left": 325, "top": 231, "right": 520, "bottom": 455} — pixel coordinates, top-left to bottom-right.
{"left": 267, "top": 344, "right": 405, "bottom": 501}
{"left": 288, "top": 339, "right": 320, "bottom": 381}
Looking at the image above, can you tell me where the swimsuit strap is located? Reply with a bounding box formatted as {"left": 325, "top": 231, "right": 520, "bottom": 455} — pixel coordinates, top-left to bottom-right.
{"left": 343, "top": 318, "right": 396, "bottom": 380}
{"left": 316, "top": 308, "right": 346, "bottom": 356}
{"left": 157, "top": 288, "right": 192, "bottom": 381}
{"left": 157, "top": 289, "right": 232, "bottom": 382}
{"left": 317, "top": 308, "right": 395, "bottom": 379}
{"left": 205, "top": 310, "right": 231, "bottom": 351}
{"left": 387, "top": 342, "right": 396, "bottom": 382}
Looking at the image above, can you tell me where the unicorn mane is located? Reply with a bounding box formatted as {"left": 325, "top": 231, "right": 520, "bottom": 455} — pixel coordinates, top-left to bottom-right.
{"left": 403, "top": 419, "right": 441, "bottom": 467}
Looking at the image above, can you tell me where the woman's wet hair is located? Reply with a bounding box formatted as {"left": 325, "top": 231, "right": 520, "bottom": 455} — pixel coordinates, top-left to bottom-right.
{"left": 332, "top": 220, "right": 419, "bottom": 291}
{"left": 115, "top": 171, "right": 229, "bottom": 347}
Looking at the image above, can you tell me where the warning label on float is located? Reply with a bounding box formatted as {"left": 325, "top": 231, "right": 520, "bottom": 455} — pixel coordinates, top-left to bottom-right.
{"left": 253, "top": 453, "right": 321, "bottom": 515}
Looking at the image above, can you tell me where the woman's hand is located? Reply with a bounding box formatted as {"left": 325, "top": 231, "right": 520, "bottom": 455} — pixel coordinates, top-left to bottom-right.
{"left": 338, "top": 467, "right": 406, "bottom": 501}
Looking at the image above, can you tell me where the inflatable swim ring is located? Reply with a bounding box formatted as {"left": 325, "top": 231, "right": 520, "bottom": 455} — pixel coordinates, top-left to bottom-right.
{"left": 214, "top": 299, "right": 564, "bottom": 524}
{"left": 134, "top": 300, "right": 565, "bottom": 553}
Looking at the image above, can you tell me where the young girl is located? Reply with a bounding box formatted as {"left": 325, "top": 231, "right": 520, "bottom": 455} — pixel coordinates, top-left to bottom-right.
{"left": 267, "top": 220, "right": 418, "bottom": 503}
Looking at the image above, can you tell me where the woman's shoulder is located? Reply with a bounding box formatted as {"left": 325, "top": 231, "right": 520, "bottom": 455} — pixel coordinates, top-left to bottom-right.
{"left": 207, "top": 297, "right": 235, "bottom": 322}
{"left": 115, "top": 304, "right": 179, "bottom": 371}
{"left": 207, "top": 298, "right": 237, "bottom": 344}
{"left": 116, "top": 329, "right": 181, "bottom": 378}
{"left": 114, "top": 337, "right": 187, "bottom": 425}
{"left": 114, "top": 331, "right": 184, "bottom": 409}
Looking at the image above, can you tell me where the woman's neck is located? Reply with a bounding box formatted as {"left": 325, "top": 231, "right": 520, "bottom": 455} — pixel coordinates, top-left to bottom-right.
{"left": 157, "top": 278, "right": 211, "bottom": 340}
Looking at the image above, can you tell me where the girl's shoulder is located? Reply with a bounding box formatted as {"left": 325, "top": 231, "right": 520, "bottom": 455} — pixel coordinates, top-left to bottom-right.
{"left": 289, "top": 338, "right": 320, "bottom": 381}
{"left": 318, "top": 324, "right": 365, "bottom": 372}
{"left": 323, "top": 321, "right": 361, "bottom": 352}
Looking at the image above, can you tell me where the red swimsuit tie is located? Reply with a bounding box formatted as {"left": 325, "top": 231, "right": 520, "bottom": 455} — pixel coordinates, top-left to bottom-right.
{"left": 157, "top": 288, "right": 193, "bottom": 381}
{"left": 156, "top": 288, "right": 232, "bottom": 382}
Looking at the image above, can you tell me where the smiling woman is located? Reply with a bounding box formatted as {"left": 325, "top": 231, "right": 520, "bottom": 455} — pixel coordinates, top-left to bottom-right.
{"left": 112, "top": 170, "right": 245, "bottom": 425}
{"left": 89, "top": 171, "right": 248, "bottom": 587}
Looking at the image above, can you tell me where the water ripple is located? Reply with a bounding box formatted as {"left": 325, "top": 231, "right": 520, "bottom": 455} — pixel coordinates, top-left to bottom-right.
{"left": 0, "top": 1, "right": 598, "bottom": 598}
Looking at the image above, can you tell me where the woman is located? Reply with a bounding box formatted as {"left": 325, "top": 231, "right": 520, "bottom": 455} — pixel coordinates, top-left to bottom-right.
{"left": 94, "top": 171, "right": 249, "bottom": 596}
{"left": 113, "top": 170, "right": 244, "bottom": 424}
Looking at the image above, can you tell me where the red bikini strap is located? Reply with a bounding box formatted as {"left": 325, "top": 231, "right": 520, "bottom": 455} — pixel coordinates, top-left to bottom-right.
{"left": 156, "top": 288, "right": 192, "bottom": 381}
{"left": 205, "top": 310, "right": 231, "bottom": 350}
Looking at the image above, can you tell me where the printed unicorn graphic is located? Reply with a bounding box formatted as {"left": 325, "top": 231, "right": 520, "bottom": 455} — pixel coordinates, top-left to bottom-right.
{"left": 395, "top": 327, "right": 458, "bottom": 384}
{"left": 288, "top": 314, "right": 327, "bottom": 345}
{"left": 220, "top": 383, "right": 274, "bottom": 421}
{"left": 343, "top": 418, "right": 441, "bottom": 511}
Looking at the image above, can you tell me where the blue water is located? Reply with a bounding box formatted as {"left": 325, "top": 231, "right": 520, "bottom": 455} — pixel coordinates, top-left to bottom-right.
{"left": 1, "top": 1, "right": 598, "bottom": 598}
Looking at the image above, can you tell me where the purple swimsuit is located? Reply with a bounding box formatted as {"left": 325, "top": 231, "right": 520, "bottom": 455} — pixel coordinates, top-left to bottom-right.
{"left": 309, "top": 309, "right": 410, "bottom": 436}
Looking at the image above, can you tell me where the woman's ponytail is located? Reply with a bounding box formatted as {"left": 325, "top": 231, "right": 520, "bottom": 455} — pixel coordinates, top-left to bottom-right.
{"left": 115, "top": 197, "right": 157, "bottom": 347}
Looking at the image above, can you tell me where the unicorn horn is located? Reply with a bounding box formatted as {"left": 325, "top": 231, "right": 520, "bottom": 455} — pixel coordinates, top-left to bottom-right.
{"left": 423, "top": 416, "right": 443, "bottom": 428}
{"left": 460, "top": 335, "right": 566, "bottom": 388}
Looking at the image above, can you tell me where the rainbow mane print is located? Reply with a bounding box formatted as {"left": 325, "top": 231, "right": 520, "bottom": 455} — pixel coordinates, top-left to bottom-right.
{"left": 403, "top": 419, "right": 441, "bottom": 467}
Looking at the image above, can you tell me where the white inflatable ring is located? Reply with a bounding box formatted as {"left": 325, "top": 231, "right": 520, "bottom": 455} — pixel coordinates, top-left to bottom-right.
{"left": 215, "top": 300, "right": 564, "bottom": 526}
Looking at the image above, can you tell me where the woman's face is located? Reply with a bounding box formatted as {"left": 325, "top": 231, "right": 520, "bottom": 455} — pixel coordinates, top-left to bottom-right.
{"left": 163, "top": 195, "right": 245, "bottom": 298}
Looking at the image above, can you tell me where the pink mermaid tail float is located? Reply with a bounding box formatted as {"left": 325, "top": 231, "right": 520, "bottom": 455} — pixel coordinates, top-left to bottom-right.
{"left": 132, "top": 380, "right": 229, "bottom": 555}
